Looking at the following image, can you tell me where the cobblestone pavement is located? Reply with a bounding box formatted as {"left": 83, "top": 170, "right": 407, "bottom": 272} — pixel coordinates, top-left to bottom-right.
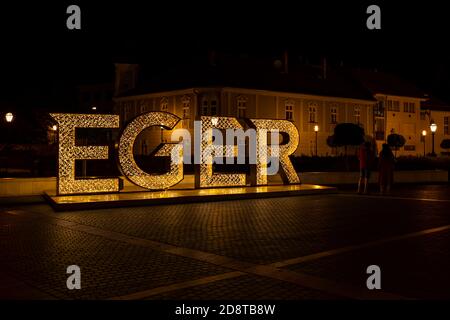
{"left": 1, "top": 184, "right": 449, "bottom": 299}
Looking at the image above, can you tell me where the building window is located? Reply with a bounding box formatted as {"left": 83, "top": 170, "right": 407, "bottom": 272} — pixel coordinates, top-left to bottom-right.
{"left": 330, "top": 106, "right": 338, "bottom": 124}
{"left": 308, "top": 106, "right": 317, "bottom": 123}
{"left": 202, "top": 99, "right": 209, "bottom": 115}
{"left": 201, "top": 95, "right": 219, "bottom": 116}
{"left": 375, "top": 118, "right": 385, "bottom": 141}
{"left": 403, "top": 102, "right": 415, "bottom": 113}
{"left": 386, "top": 100, "right": 400, "bottom": 112}
{"left": 210, "top": 100, "right": 217, "bottom": 116}
{"left": 386, "top": 100, "right": 392, "bottom": 110}
{"left": 393, "top": 101, "right": 400, "bottom": 111}
{"left": 354, "top": 106, "right": 361, "bottom": 124}
{"left": 420, "top": 111, "right": 427, "bottom": 120}
{"left": 160, "top": 97, "right": 168, "bottom": 112}
{"left": 237, "top": 96, "right": 247, "bottom": 118}
{"left": 181, "top": 96, "right": 191, "bottom": 129}
{"left": 285, "top": 103, "right": 294, "bottom": 121}
{"left": 445, "top": 117, "right": 449, "bottom": 135}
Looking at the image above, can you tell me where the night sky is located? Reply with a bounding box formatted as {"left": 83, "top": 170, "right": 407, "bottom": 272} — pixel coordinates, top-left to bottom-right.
{"left": 1, "top": 1, "right": 450, "bottom": 111}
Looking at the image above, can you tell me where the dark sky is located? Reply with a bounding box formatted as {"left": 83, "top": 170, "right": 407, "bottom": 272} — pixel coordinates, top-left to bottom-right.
{"left": 2, "top": 1, "right": 450, "bottom": 110}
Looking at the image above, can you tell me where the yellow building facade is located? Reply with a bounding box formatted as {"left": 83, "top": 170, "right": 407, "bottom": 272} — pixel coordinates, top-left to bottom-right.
{"left": 113, "top": 65, "right": 450, "bottom": 157}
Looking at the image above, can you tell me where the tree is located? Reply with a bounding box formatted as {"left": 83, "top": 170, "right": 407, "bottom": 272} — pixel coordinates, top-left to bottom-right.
{"left": 333, "top": 123, "right": 365, "bottom": 151}
{"left": 387, "top": 133, "right": 406, "bottom": 157}
{"left": 333, "top": 123, "right": 365, "bottom": 170}
{"left": 440, "top": 139, "right": 450, "bottom": 155}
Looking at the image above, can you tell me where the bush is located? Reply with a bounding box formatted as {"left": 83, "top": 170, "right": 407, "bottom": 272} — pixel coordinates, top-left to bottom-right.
{"left": 387, "top": 133, "right": 406, "bottom": 151}
{"left": 440, "top": 139, "right": 450, "bottom": 150}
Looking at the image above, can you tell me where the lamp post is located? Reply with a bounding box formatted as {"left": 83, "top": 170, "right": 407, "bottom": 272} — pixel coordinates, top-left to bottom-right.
{"left": 422, "top": 130, "right": 427, "bottom": 157}
{"left": 314, "top": 125, "right": 319, "bottom": 157}
{"left": 51, "top": 125, "right": 58, "bottom": 144}
{"left": 4, "top": 112, "right": 14, "bottom": 176}
{"left": 430, "top": 121, "right": 437, "bottom": 157}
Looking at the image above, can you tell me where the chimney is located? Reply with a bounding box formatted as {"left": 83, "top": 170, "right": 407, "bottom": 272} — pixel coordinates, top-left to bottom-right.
{"left": 114, "top": 63, "right": 139, "bottom": 97}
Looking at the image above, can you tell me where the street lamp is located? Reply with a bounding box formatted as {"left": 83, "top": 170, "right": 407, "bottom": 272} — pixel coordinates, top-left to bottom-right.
{"left": 422, "top": 130, "right": 427, "bottom": 157}
{"left": 314, "top": 125, "right": 319, "bottom": 157}
{"left": 51, "top": 125, "right": 58, "bottom": 144}
{"left": 5, "top": 112, "right": 13, "bottom": 123}
{"left": 430, "top": 121, "right": 437, "bottom": 157}
{"left": 4, "top": 112, "right": 14, "bottom": 176}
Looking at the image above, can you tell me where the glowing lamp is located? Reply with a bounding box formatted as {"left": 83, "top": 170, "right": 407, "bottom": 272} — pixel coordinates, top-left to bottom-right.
{"left": 5, "top": 112, "right": 13, "bottom": 123}
{"left": 430, "top": 122, "right": 437, "bottom": 133}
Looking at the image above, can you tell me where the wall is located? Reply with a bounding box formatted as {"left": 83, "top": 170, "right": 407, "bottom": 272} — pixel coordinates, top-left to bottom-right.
{"left": 375, "top": 94, "right": 450, "bottom": 157}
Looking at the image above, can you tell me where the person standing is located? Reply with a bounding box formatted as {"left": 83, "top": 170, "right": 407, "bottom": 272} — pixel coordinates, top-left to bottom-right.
{"left": 358, "top": 141, "right": 373, "bottom": 194}
{"left": 378, "top": 143, "right": 395, "bottom": 194}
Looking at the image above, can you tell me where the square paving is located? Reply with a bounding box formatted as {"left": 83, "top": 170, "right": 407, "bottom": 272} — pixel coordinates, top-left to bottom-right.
{"left": 1, "top": 184, "right": 449, "bottom": 299}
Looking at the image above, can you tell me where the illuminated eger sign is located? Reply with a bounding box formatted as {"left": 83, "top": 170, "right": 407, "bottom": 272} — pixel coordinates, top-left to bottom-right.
{"left": 50, "top": 112, "right": 300, "bottom": 195}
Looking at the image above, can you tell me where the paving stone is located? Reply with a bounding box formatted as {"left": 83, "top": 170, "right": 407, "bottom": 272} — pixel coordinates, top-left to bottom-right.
{"left": 284, "top": 230, "right": 450, "bottom": 299}
{"left": 0, "top": 214, "right": 232, "bottom": 299}
{"left": 149, "top": 274, "right": 340, "bottom": 300}
{"left": 0, "top": 185, "right": 449, "bottom": 299}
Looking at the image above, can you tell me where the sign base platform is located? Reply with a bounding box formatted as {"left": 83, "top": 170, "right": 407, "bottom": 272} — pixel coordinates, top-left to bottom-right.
{"left": 44, "top": 184, "right": 337, "bottom": 211}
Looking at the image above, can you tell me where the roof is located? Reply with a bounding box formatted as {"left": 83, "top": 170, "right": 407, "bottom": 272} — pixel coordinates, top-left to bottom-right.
{"left": 352, "top": 69, "right": 427, "bottom": 99}
{"left": 421, "top": 96, "right": 450, "bottom": 111}
{"left": 116, "top": 59, "right": 376, "bottom": 102}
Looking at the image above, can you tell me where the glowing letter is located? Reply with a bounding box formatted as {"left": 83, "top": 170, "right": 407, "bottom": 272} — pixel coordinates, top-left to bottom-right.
{"left": 51, "top": 113, "right": 120, "bottom": 195}
{"left": 118, "top": 111, "right": 183, "bottom": 190}
{"left": 195, "top": 116, "right": 246, "bottom": 188}
{"left": 247, "top": 119, "right": 300, "bottom": 185}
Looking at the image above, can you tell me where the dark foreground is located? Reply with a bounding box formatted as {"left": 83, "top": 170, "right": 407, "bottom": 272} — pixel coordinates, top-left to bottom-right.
{"left": 1, "top": 185, "right": 449, "bottom": 300}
